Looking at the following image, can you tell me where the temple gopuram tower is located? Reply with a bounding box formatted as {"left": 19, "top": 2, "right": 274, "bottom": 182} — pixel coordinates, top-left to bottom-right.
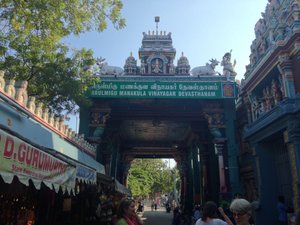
{"left": 138, "top": 30, "right": 176, "bottom": 75}
{"left": 236, "top": 0, "right": 300, "bottom": 224}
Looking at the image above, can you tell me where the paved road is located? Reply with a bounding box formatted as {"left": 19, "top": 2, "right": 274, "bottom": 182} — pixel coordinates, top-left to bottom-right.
{"left": 138, "top": 206, "right": 173, "bottom": 225}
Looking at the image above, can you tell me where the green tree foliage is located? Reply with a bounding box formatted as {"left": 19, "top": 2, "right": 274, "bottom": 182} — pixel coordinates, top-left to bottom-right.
{"left": 128, "top": 159, "right": 179, "bottom": 198}
{"left": 0, "top": 0, "right": 125, "bottom": 114}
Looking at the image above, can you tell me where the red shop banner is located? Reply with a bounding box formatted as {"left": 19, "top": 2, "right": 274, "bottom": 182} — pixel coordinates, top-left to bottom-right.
{"left": 0, "top": 128, "right": 76, "bottom": 193}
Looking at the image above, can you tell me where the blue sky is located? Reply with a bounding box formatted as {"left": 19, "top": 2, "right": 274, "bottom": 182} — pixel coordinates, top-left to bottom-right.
{"left": 63, "top": 0, "right": 267, "bottom": 81}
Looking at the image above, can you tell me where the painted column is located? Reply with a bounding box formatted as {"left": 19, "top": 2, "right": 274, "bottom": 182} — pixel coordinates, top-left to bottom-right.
{"left": 192, "top": 144, "right": 201, "bottom": 204}
{"left": 224, "top": 99, "right": 241, "bottom": 195}
{"left": 278, "top": 54, "right": 295, "bottom": 98}
{"left": 180, "top": 159, "right": 190, "bottom": 211}
{"left": 110, "top": 140, "right": 119, "bottom": 178}
{"left": 88, "top": 108, "right": 111, "bottom": 166}
{"left": 285, "top": 121, "right": 300, "bottom": 210}
{"left": 178, "top": 162, "right": 187, "bottom": 204}
{"left": 244, "top": 93, "right": 254, "bottom": 123}
{"left": 214, "top": 141, "right": 227, "bottom": 193}
{"left": 200, "top": 148, "right": 209, "bottom": 203}
{"left": 102, "top": 136, "right": 118, "bottom": 177}
{"left": 186, "top": 147, "right": 194, "bottom": 213}
{"left": 122, "top": 163, "right": 130, "bottom": 187}
{"left": 180, "top": 160, "right": 188, "bottom": 205}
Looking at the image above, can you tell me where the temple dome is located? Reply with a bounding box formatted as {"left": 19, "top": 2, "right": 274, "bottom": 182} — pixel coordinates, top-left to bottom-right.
{"left": 177, "top": 52, "right": 190, "bottom": 66}
{"left": 125, "top": 52, "right": 137, "bottom": 65}
{"left": 124, "top": 52, "right": 137, "bottom": 75}
{"left": 176, "top": 52, "right": 190, "bottom": 75}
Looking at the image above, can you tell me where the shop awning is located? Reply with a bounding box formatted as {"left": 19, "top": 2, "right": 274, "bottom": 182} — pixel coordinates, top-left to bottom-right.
{"left": 76, "top": 163, "right": 96, "bottom": 184}
{"left": 0, "top": 128, "right": 76, "bottom": 193}
{"left": 115, "top": 179, "right": 131, "bottom": 196}
{"left": 97, "top": 172, "right": 113, "bottom": 184}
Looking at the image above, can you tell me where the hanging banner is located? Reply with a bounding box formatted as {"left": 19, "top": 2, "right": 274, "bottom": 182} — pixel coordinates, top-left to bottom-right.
{"left": 76, "top": 164, "right": 97, "bottom": 184}
{"left": 87, "top": 81, "right": 236, "bottom": 99}
{"left": 0, "top": 129, "right": 76, "bottom": 193}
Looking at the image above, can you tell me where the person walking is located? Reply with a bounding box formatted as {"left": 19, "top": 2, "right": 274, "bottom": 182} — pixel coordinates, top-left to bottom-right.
{"left": 277, "top": 195, "right": 288, "bottom": 225}
{"left": 195, "top": 201, "right": 233, "bottom": 225}
{"left": 193, "top": 205, "right": 202, "bottom": 221}
{"left": 230, "top": 198, "right": 254, "bottom": 225}
{"left": 115, "top": 199, "right": 143, "bottom": 225}
{"left": 151, "top": 200, "right": 155, "bottom": 211}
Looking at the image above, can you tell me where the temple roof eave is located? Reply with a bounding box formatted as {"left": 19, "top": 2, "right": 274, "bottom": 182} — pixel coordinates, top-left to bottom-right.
{"left": 99, "top": 75, "right": 233, "bottom": 82}
{"left": 142, "top": 39, "right": 172, "bottom": 43}
{"left": 138, "top": 51, "right": 176, "bottom": 59}
{"left": 138, "top": 47, "right": 176, "bottom": 52}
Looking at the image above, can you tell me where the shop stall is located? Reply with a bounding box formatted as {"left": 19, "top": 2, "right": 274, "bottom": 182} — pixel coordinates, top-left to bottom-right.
{"left": 0, "top": 125, "right": 132, "bottom": 225}
{"left": 0, "top": 127, "right": 77, "bottom": 225}
{"left": 93, "top": 175, "right": 132, "bottom": 225}
{"left": 0, "top": 126, "right": 106, "bottom": 225}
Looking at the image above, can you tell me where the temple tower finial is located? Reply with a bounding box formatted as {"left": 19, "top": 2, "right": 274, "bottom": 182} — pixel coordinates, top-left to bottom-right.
{"left": 155, "top": 16, "right": 160, "bottom": 33}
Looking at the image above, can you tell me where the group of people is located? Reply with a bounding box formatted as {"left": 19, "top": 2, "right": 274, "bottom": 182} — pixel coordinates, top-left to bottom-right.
{"left": 191, "top": 197, "right": 300, "bottom": 225}
{"left": 277, "top": 195, "right": 300, "bottom": 225}
{"left": 190, "top": 198, "right": 253, "bottom": 225}
{"left": 109, "top": 196, "right": 300, "bottom": 225}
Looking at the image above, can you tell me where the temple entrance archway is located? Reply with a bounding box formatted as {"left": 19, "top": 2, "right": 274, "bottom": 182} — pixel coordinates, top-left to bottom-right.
{"left": 80, "top": 94, "right": 238, "bottom": 210}
{"left": 79, "top": 25, "right": 240, "bottom": 210}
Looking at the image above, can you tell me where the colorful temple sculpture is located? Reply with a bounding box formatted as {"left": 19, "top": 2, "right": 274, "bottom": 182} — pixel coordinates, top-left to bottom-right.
{"left": 81, "top": 20, "right": 239, "bottom": 214}
{"left": 236, "top": 0, "right": 300, "bottom": 224}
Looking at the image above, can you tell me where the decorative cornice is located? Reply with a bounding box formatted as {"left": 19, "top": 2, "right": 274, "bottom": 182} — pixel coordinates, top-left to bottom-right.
{"left": 100, "top": 75, "right": 234, "bottom": 82}
{"left": 244, "top": 96, "right": 300, "bottom": 140}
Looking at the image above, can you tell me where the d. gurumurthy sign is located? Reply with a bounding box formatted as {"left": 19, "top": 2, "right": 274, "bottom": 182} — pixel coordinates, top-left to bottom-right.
{"left": 87, "top": 81, "right": 236, "bottom": 99}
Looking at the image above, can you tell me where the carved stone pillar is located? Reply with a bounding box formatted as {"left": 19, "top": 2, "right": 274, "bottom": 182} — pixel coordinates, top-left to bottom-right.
{"left": 244, "top": 93, "right": 253, "bottom": 123}
{"left": 200, "top": 150, "right": 209, "bottom": 203}
{"left": 178, "top": 161, "right": 188, "bottom": 203}
{"left": 90, "top": 109, "right": 111, "bottom": 139}
{"left": 285, "top": 119, "right": 300, "bottom": 209}
{"left": 192, "top": 145, "right": 201, "bottom": 204}
{"left": 277, "top": 54, "right": 295, "bottom": 98}
{"left": 214, "top": 140, "right": 227, "bottom": 193}
{"left": 122, "top": 163, "right": 131, "bottom": 187}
